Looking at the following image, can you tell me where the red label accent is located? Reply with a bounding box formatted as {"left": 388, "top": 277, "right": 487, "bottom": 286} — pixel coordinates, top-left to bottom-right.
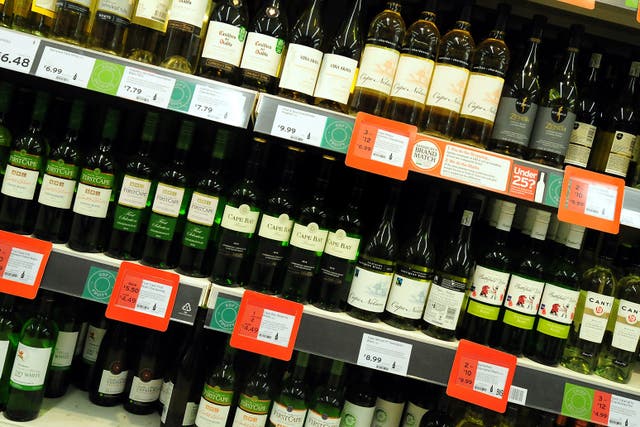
{"left": 0, "top": 231, "right": 52, "bottom": 299}
{"left": 509, "top": 164, "right": 539, "bottom": 201}
{"left": 591, "top": 390, "right": 611, "bottom": 425}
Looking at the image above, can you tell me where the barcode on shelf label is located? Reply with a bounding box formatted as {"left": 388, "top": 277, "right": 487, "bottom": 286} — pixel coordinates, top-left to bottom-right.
{"left": 271, "top": 105, "right": 327, "bottom": 146}
{"left": 507, "top": 385, "right": 527, "bottom": 405}
{"left": 2, "top": 247, "right": 43, "bottom": 286}
{"left": 35, "top": 46, "right": 95, "bottom": 88}
{"left": 187, "top": 84, "right": 247, "bottom": 127}
{"left": 256, "top": 309, "right": 295, "bottom": 347}
{"left": 371, "top": 129, "right": 409, "bottom": 167}
{"left": 584, "top": 183, "right": 617, "bottom": 221}
{"left": 609, "top": 395, "right": 640, "bottom": 427}
{"left": 134, "top": 279, "right": 172, "bottom": 318}
{"left": 472, "top": 361, "right": 508, "bottom": 398}
{"left": 0, "top": 27, "right": 40, "bottom": 74}
{"left": 356, "top": 333, "right": 412, "bottom": 376}
{"left": 117, "top": 67, "right": 175, "bottom": 108}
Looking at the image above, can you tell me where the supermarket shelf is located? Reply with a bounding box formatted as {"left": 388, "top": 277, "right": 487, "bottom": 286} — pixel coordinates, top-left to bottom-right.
{"left": 0, "top": 27, "right": 257, "bottom": 128}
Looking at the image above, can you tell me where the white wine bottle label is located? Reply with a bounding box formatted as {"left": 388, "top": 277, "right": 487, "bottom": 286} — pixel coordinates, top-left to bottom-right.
{"left": 385, "top": 266, "right": 432, "bottom": 320}
{"left": 234, "top": 393, "right": 271, "bottom": 427}
{"left": 389, "top": 54, "right": 435, "bottom": 104}
{"left": 372, "top": 398, "right": 404, "bottom": 427}
{"left": 159, "top": 380, "right": 173, "bottom": 408}
{"left": 2, "top": 156, "right": 41, "bottom": 200}
{"left": 354, "top": 44, "right": 400, "bottom": 95}
{"left": 491, "top": 96, "right": 538, "bottom": 147}
{"left": 467, "top": 266, "right": 510, "bottom": 321}
{"left": 347, "top": 258, "right": 395, "bottom": 313}
{"left": 565, "top": 143, "right": 593, "bottom": 169}
{"left": 569, "top": 121, "right": 597, "bottom": 155}
{"left": 425, "top": 64, "right": 470, "bottom": 113}
{"left": 401, "top": 402, "right": 429, "bottom": 427}
{"left": 611, "top": 300, "right": 640, "bottom": 352}
{"left": 118, "top": 175, "right": 152, "bottom": 209}
{"left": 187, "top": 192, "right": 219, "bottom": 226}
{"left": 240, "top": 32, "right": 286, "bottom": 78}
{"left": 305, "top": 409, "right": 340, "bottom": 427}
{"left": 605, "top": 131, "right": 636, "bottom": 176}
{"left": 73, "top": 183, "right": 112, "bottom": 218}
{"left": 313, "top": 54, "right": 359, "bottom": 105}
{"left": 422, "top": 276, "right": 467, "bottom": 330}
{"left": 0, "top": 340, "right": 8, "bottom": 377}
{"left": 528, "top": 106, "right": 576, "bottom": 155}
{"left": 10, "top": 343, "right": 52, "bottom": 390}
{"left": 279, "top": 44, "right": 324, "bottom": 96}
{"left": 133, "top": 0, "right": 170, "bottom": 25}
{"left": 202, "top": 21, "right": 247, "bottom": 67}
{"left": 51, "top": 331, "right": 79, "bottom": 368}
{"left": 58, "top": 0, "right": 95, "bottom": 12}
{"left": 32, "top": 0, "right": 56, "bottom": 17}
{"left": 168, "top": 0, "right": 208, "bottom": 29}
{"left": 82, "top": 325, "right": 107, "bottom": 363}
{"left": 459, "top": 73, "right": 504, "bottom": 123}
{"left": 98, "top": 368, "right": 128, "bottom": 395}
{"left": 129, "top": 376, "right": 162, "bottom": 402}
{"left": 504, "top": 275, "right": 545, "bottom": 316}
{"left": 152, "top": 183, "right": 185, "bottom": 217}
{"left": 95, "top": 0, "right": 134, "bottom": 21}
{"left": 578, "top": 291, "right": 614, "bottom": 344}
{"left": 221, "top": 204, "right": 260, "bottom": 233}
{"left": 289, "top": 222, "right": 328, "bottom": 252}
{"left": 605, "top": 153, "right": 631, "bottom": 177}
{"left": 270, "top": 401, "right": 307, "bottom": 427}
{"left": 195, "top": 385, "right": 234, "bottom": 427}
{"left": 324, "top": 229, "right": 359, "bottom": 260}
{"left": 258, "top": 213, "right": 294, "bottom": 242}
{"left": 339, "top": 401, "right": 375, "bottom": 427}
{"left": 38, "top": 160, "right": 78, "bottom": 209}
{"left": 184, "top": 401, "right": 199, "bottom": 425}
{"left": 536, "top": 284, "right": 580, "bottom": 339}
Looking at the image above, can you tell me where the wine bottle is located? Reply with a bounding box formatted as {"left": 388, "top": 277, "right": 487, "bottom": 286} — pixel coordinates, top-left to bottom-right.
{"left": 124, "top": 0, "right": 171, "bottom": 64}
{"left": 44, "top": 296, "right": 80, "bottom": 398}
{"left": 400, "top": 382, "right": 435, "bottom": 427}
{"left": 418, "top": 394, "right": 452, "bottom": 427}
{"left": 89, "top": 321, "right": 131, "bottom": 407}
{"left": 51, "top": 0, "right": 93, "bottom": 44}
{"left": 339, "top": 367, "right": 375, "bottom": 427}
{"left": 198, "top": 0, "right": 249, "bottom": 83}
{"left": 4, "top": 291, "right": 57, "bottom": 422}
{"left": 346, "top": 185, "right": 399, "bottom": 322}
{"left": 313, "top": 0, "right": 362, "bottom": 113}
{"left": 32, "top": 99, "right": 85, "bottom": 243}
{"left": 489, "top": 15, "right": 546, "bottom": 158}
{"left": 564, "top": 53, "right": 602, "bottom": 168}
{"left": 0, "top": 0, "right": 10, "bottom": 27}
{"left": 124, "top": 330, "right": 164, "bottom": 415}
{"left": 107, "top": 112, "right": 159, "bottom": 261}
{"left": 493, "top": 209, "right": 550, "bottom": 355}
{"left": 194, "top": 343, "right": 236, "bottom": 427}
{"left": 231, "top": 355, "right": 274, "bottom": 427}
{"left": 454, "top": 3, "right": 511, "bottom": 149}
{"left": 11, "top": 0, "right": 56, "bottom": 36}
{"left": 383, "top": 193, "right": 436, "bottom": 330}
{"left": 88, "top": 0, "right": 135, "bottom": 55}
{"left": 277, "top": 0, "right": 325, "bottom": 103}
{"left": 372, "top": 374, "right": 405, "bottom": 427}
{"left": 73, "top": 313, "right": 108, "bottom": 391}
{"left": 247, "top": 146, "right": 301, "bottom": 294}
{"left": 304, "top": 359, "right": 345, "bottom": 427}
{"left": 280, "top": 155, "right": 334, "bottom": 303}
{"left": 422, "top": 197, "right": 480, "bottom": 341}
{"left": 421, "top": 0, "right": 474, "bottom": 139}
{"left": 67, "top": 109, "right": 119, "bottom": 253}
{"left": 238, "top": 0, "right": 288, "bottom": 93}
{"left": 348, "top": 2, "right": 405, "bottom": 116}
{"left": 159, "top": 0, "right": 211, "bottom": 73}
{"left": 458, "top": 201, "right": 515, "bottom": 345}
{"left": 384, "top": 0, "right": 440, "bottom": 126}
{"left": 141, "top": 120, "right": 194, "bottom": 269}
{"left": 211, "top": 138, "right": 265, "bottom": 287}
{"left": 177, "top": 129, "right": 229, "bottom": 278}
{"left": 527, "top": 24, "right": 582, "bottom": 167}
{"left": 0, "top": 83, "right": 13, "bottom": 176}
{"left": 269, "top": 352, "right": 309, "bottom": 427}
{"left": 0, "top": 295, "right": 22, "bottom": 410}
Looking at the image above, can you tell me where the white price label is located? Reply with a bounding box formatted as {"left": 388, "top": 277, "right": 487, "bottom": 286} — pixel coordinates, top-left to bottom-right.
{"left": 507, "top": 385, "right": 528, "bottom": 405}
{"left": 620, "top": 208, "right": 640, "bottom": 228}
{"left": 117, "top": 67, "right": 175, "bottom": 108}
{"left": 256, "top": 309, "right": 295, "bottom": 347}
{"left": 35, "top": 46, "right": 95, "bottom": 88}
{"left": 188, "top": 84, "right": 247, "bottom": 127}
{"left": 271, "top": 105, "right": 327, "bottom": 146}
{"left": 585, "top": 183, "right": 617, "bottom": 221}
{"left": 472, "top": 361, "right": 508, "bottom": 398}
{"left": 134, "top": 279, "right": 172, "bottom": 318}
{"left": 0, "top": 27, "right": 40, "bottom": 74}
{"left": 356, "top": 333, "right": 412, "bottom": 376}
{"left": 371, "top": 129, "right": 409, "bottom": 167}
{"left": 609, "top": 395, "right": 640, "bottom": 427}
{"left": 2, "top": 247, "right": 43, "bottom": 286}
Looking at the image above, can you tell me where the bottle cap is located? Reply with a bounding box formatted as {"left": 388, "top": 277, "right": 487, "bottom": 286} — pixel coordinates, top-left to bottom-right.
{"left": 530, "top": 209, "right": 551, "bottom": 240}
{"left": 496, "top": 201, "right": 516, "bottom": 232}
{"left": 565, "top": 224, "right": 585, "bottom": 249}
{"left": 568, "top": 24, "right": 584, "bottom": 49}
{"left": 101, "top": 108, "right": 120, "bottom": 140}
{"left": 530, "top": 15, "right": 547, "bottom": 41}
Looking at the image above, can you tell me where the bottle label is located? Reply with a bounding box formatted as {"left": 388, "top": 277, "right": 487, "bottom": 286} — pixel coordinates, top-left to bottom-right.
{"left": 459, "top": 73, "right": 504, "bottom": 123}
{"left": 578, "top": 291, "right": 614, "bottom": 344}
{"left": 491, "top": 96, "right": 538, "bottom": 147}
{"left": 98, "top": 367, "right": 128, "bottom": 395}
{"left": 132, "top": 0, "right": 169, "bottom": 25}
{"left": 611, "top": 299, "right": 640, "bottom": 352}
{"left": 57, "top": 0, "right": 93, "bottom": 14}
{"left": 305, "top": 409, "right": 340, "bottom": 427}
{"left": 167, "top": 0, "right": 208, "bottom": 29}
{"left": 605, "top": 131, "right": 636, "bottom": 176}
{"left": 536, "top": 283, "right": 579, "bottom": 339}
{"left": 82, "top": 325, "right": 107, "bottom": 363}
{"left": 202, "top": 21, "right": 247, "bottom": 68}
{"left": 38, "top": 160, "right": 79, "bottom": 209}
{"left": 147, "top": 212, "right": 178, "bottom": 241}
{"left": 565, "top": 121, "right": 597, "bottom": 168}
{"left": 389, "top": 54, "right": 435, "bottom": 104}
{"left": 95, "top": 0, "right": 134, "bottom": 23}
{"left": 184, "top": 401, "right": 199, "bottom": 425}
{"left": 221, "top": 204, "right": 260, "bottom": 233}
{"left": 425, "top": 64, "right": 470, "bottom": 113}
{"left": 2, "top": 150, "right": 42, "bottom": 200}
{"left": 0, "top": 340, "right": 8, "bottom": 378}
{"left": 339, "top": 401, "right": 375, "bottom": 427}
{"left": 151, "top": 183, "right": 185, "bottom": 217}
{"left": 422, "top": 275, "right": 467, "bottom": 330}
{"left": 196, "top": 385, "right": 234, "bottom": 427}
{"left": 9, "top": 343, "right": 52, "bottom": 390}
{"left": 467, "top": 266, "right": 510, "bottom": 321}
{"left": 32, "top": 0, "right": 56, "bottom": 17}
{"left": 129, "top": 376, "right": 162, "bottom": 403}
{"left": 347, "top": 258, "right": 395, "bottom": 313}
{"left": 385, "top": 265, "right": 432, "bottom": 320}
{"left": 114, "top": 205, "right": 143, "bottom": 233}
{"left": 324, "top": 229, "right": 359, "bottom": 260}
{"left": 159, "top": 380, "right": 173, "bottom": 408}
{"left": 258, "top": 213, "right": 294, "bottom": 242}
{"left": 401, "top": 402, "right": 428, "bottom": 427}
{"left": 502, "top": 275, "right": 545, "bottom": 329}
{"left": 183, "top": 221, "right": 213, "bottom": 250}
{"left": 118, "top": 175, "right": 152, "bottom": 209}
{"left": 372, "top": 398, "right": 404, "bottom": 427}
{"left": 529, "top": 106, "right": 577, "bottom": 155}
{"left": 605, "top": 153, "right": 631, "bottom": 177}
{"left": 240, "top": 32, "right": 286, "bottom": 78}
{"left": 270, "top": 401, "right": 307, "bottom": 427}
{"left": 279, "top": 44, "right": 324, "bottom": 96}
{"left": 187, "top": 192, "right": 219, "bottom": 226}
{"left": 51, "top": 331, "right": 79, "bottom": 368}
{"left": 73, "top": 168, "right": 114, "bottom": 218}
{"left": 233, "top": 394, "right": 270, "bottom": 427}
{"left": 354, "top": 44, "right": 400, "bottom": 95}
{"left": 313, "top": 54, "right": 359, "bottom": 105}
{"left": 289, "top": 222, "right": 328, "bottom": 252}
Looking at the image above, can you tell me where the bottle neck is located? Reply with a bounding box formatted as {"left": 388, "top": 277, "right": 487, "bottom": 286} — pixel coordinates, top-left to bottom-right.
{"left": 36, "top": 296, "right": 54, "bottom": 318}
{"left": 560, "top": 47, "right": 578, "bottom": 77}
{"left": 138, "top": 137, "right": 153, "bottom": 156}
{"left": 326, "top": 360, "right": 344, "bottom": 388}
{"left": 386, "top": 2, "right": 401, "bottom": 13}
{"left": 455, "top": 20, "right": 471, "bottom": 32}
{"left": 291, "top": 352, "right": 309, "bottom": 380}
{"left": 256, "top": 356, "right": 271, "bottom": 375}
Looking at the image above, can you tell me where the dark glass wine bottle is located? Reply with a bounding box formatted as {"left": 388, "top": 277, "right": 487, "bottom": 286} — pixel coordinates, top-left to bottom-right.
{"left": 269, "top": 352, "right": 309, "bottom": 427}
{"left": 401, "top": 382, "right": 435, "bottom": 427}
{"left": 372, "top": 373, "right": 406, "bottom": 427}
{"left": 194, "top": 342, "right": 236, "bottom": 427}
{"left": 0, "top": 295, "right": 22, "bottom": 410}
{"left": 124, "top": 0, "right": 171, "bottom": 64}
{"left": 349, "top": 2, "right": 405, "bottom": 116}
{"left": 88, "top": 0, "right": 135, "bottom": 55}
{"left": 33, "top": 100, "right": 85, "bottom": 243}
{"left": 67, "top": 109, "right": 119, "bottom": 253}
{"left": 304, "top": 359, "right": 345, "bottom": 427}
{"left": 51, "top": 0, "right": 93, "bottom": 44}
{"left": 89, "top": 321, "right": 131, "bottom": 407}
{"left": 141, "top": 120, "right": 194, "bottom": 269}
{"left": 124, "top": 330, "right": 164, "bottom": 415}
{"left": 231, "top": 355, "right": 274, "bottom": 427}
{"left": 339, "top": 367, "right": 375, "bottom": 427}
{"left": 0, "top": 83, "right": 13, "bottom": 176}
{"left": 44, "top": 296, "right": 80, "bottom": 398}
{"left": 74, "top": 313, "right": 108, "bottom": 391}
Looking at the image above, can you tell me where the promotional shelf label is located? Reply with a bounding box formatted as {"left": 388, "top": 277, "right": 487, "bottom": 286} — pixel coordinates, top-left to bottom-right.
{"left": 562, "top": 383, "right": 640, "bottom": 427}
{"left": 0, "top": 231, "right": 52, "bottom": 299}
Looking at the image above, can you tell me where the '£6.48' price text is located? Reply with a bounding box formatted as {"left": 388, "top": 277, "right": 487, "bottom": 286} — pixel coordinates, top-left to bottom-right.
{"left": 0, "top": 53, "right": 30, "bottom": 69}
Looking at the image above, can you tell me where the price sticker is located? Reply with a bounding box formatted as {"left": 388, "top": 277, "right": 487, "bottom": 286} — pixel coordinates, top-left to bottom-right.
{"left": 271, "top": 105, "right": 327, "bottom": 146}
{"left": 592, "top": 390, "right": 611, "bottom": 425}
{"left": 609, "top": 395, "right": 640, "bottom": 427}
{"left": 356, "top": 333, "right": 412, "bottom": 376}
{"left": 187, "top": 84, "right": 247, "bottom": 127}
{"left": 35, "top": 46, "right": 96, "bottom": 88}
{"left": 0, "top": 27, "right": 40, "bottom": 74}
{"left": 557, "top": 0, "right": 595, "bottom": 9}
{"left": 117, "top": 66, "right": 175, "bottom": 108}
{"left": 371, "top": 129, "right": 410, "bottom": 167}
{"left": 0, "top": 231, "right": 52, "bottom": 299}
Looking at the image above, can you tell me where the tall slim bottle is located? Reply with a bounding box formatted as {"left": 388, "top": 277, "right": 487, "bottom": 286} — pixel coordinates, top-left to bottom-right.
{"left": 74, "top": 313, "right": 108, "bottom": 391}
{"left": 124, "top": 330, "right": 165, "bottom": 415}
{"left": 348, "top": 2, "right": 405, "bottom": 116}
{"left": 0, "top": 295, "right": 22, "bottom": 410}
{"left": 372, "top": 374, "right": 405, "bottom": 427}
{"left": 44, "top": 297, "right": 80, "bottom": 398}
{"left": 231, "top": 355, "right": 273, "bottom": 427}
{"left": 124, "top": 0, "right": 171, "bottom": 64}
{"left": 339, "top": 368, "right": 375, "bottom": 427}
{"left": 304, "top": 359, "right": 345, "bottom": 427}
{"left": 51, "top": 0, "right": 93, "bottom": 44}
{"left": 421, "top": 1, "right": 474, "bottom": 139}
{"left": 88, "top": 321, "right": 131, "bottom": 407}
{"left": 194, "top": 343, "right": 236, "bottom": 427}
{"left": 11, "top": 0, "right": 55, "bottom": 36}
{"left": 88, "top": 0, "right": 135, "bottom": 55}
{"left": 0, "top": 83, "right": 13, "bottom": 177}
{"left": 269, "top": 352, "right": 309, "bottom": 427}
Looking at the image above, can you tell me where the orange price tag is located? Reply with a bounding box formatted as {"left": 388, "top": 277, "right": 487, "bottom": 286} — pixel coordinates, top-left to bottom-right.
{"left": 447, "top": 340, "right": 517, "bottom": 413}
{"left": 0, "top": 231, "right": 52, "bottom": 299}
{"left": 345, "top": 112, "right": 416, "bottom": 180}
{"left": 592, "top": 390, "right": 611, "bottom": 425}
{"left": 557, "top": 0, "right": 595, "bottom": 9}
{"left": 230, "top": 290, "right": 303, "bottom": 361}
{"left": 558, "top": 166, "right": 624, "bottom": 234}
{"left": 106, "top": 262, "right": 180, "bottom": 332}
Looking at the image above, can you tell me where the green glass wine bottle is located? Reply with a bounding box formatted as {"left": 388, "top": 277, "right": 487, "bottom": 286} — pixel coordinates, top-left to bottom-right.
{"left": 124, "top": 330, "right": 164, "bottom": 415}
{"left": 107, "top": 112, "right": 159, "bottom": 261}
{"left": 400, "top": 382, "right": 436, "bottom": 427}
{"left": 33, "top": 99, "right": 85, "bottom": 243}
{"left": 231, "top": 355, "right": 274, "bottom": 427}
{"left": 44, "top": 296, "right": 80, "bottom": 398}
{"left": 194, "top": 342, "right": 236, "bottom": 427}
{"left": 0, "top": 83, "right": 13, "bottom": 176}
{"left": 0, "top": 295, "right": 22, "bottom": 410}
{"left": 339, "top": 367, "right": 375, "bottom": 427}
{"left": 304, "top": 359, "right": 345, "bottom": 427}
{"left": 372, "top": 373, "right": 406, "bottom": 427}
{"left": 67, "top": 109, "right": 120, "bottom": 253}
{"left": 141, "top": 120, "right": 194, "bottom": 269}
{"left": 269, "top": 352, "right": 309, "bottom": 427}
{"left": 74, "top": 313, "right": 108, "bottom": 391}
{"left": 89, "top": 321, "right": 131, "bottom": 406}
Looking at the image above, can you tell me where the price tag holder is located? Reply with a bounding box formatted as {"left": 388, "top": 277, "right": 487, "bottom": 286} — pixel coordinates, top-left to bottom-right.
{"left": 557, "top": 0, "right": 595, "bottom": 9}
{"left": 0, "top": 231, "right": 52, "bottom": 299}
{"left": 346, "top": 112, "right": 415, "bottom": 180}
{"left": 106, "top": 262, "right": 180, "bottom": 331}
{"left": 0, "top": 27, "right": 40, "bottom": 74}
{"left": 230, "top": 290, "right": 303, "bottom": 361}
{"left": 116, "top": 66, "right": 175, "bottom": 108}
{"left": 35, "top": 46, "right": 96, "bottom": 88}
{"left": 271, "top": 105, "right": 328, "bottom": 147}
{"left": 356, "top": 333, "right": 412, "bottom": 376}
{"left": 188, "top": 84, "right": 247, "bottom": 127}
{"left": 447, "top": 340, "right": 517, "bottom": 413}
{"left": 558, "top": 166, "right": 624, "bottom": 234}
